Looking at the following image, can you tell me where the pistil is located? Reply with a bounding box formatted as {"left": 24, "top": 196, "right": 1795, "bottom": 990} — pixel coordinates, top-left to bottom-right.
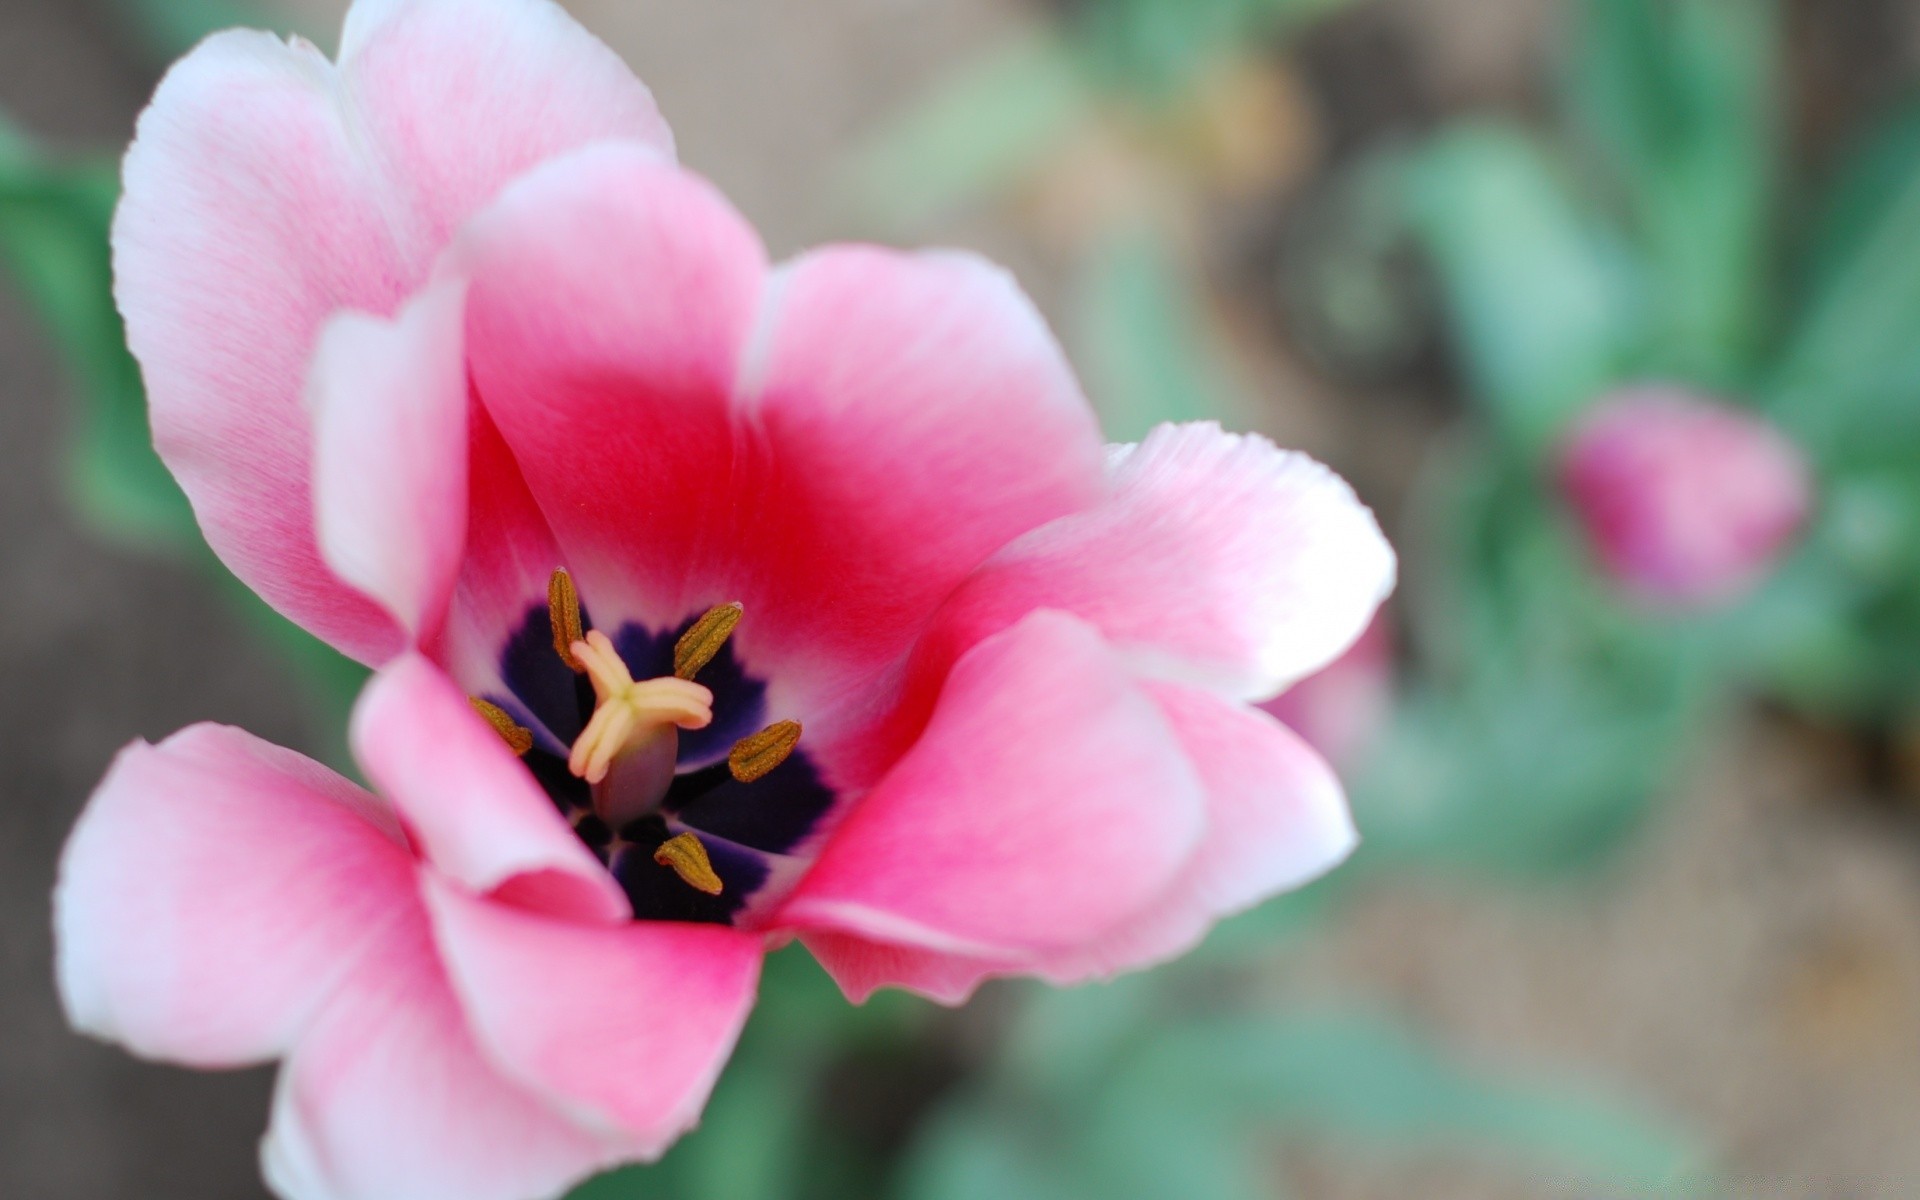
{"left": 531, "top": 574, "right": 807, "bottom": 902}
{"left": 569, "top": 629, "right": 713, "bottom": 780}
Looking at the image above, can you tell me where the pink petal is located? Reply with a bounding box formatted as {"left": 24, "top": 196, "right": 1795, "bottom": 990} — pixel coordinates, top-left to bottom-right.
{"left": 1148, "top": 683, "right": 1357, "bottom": 914}
{"left": 780, "top": 611, "right": 1205, "bottom": 959}
{"left": 115, "top": 0, "right": 670, "bottom": 662}
{"left": 460, "top": 151, "right": 1108, "bottom": 724}
{"left": 1258, "top": 613, "right": 1394, "bottom": 769}
{"left": 351, "top": 653, "right": 629, "bottom": 923}
{"left": 335, "top": 0, "right": 674, "bottom": 251}
{"left": 455, "top": 143, "right": 766, "bottom": 636}
{"left": 262, "top": 896, "right": 631, "bottom": 1200}
{"left": 733, "top": 246, "right": 1106, "bottom": 709}
{"left": 931, "top": 423, "right": 1396, "bottom": 702}
{"left": 423, "top": 877, "right": 762, "bottom": 1151}
{"left": 309, "top": 278, "right": 469, "bottom": 639}
{"left": 800, "top": 931, "right": 1016, "bottom": 1007}
{"left": 54, "top": 725, "right": 412, "bottom": 1067}
{"left": 802, "top": 684, "right": 1354, "bottom": 1003}
{"left": 429, "top": 405, "right": 575, "bottom": 745}
{"left": 1022, "top": 684, "right": 1357, "bottom": 986}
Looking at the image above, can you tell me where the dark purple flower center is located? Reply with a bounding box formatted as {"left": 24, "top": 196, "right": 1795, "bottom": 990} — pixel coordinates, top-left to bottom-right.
{"left": 478, "top": 582, "right": 836, "bottom": 926}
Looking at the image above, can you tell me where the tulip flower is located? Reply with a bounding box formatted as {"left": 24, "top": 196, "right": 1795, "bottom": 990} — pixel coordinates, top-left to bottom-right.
{"left": 55, "top": 2, "right": 1394, "bottom": 1197}
{"left": 1558, "top": 388, "right": 1811, "bottom": 609}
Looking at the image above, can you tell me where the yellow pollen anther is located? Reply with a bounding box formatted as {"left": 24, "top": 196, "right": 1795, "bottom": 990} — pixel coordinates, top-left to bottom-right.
{"left": 567, "top": 630, "right": 714, "bottom": 785}
{"left": 468, "top": 698, "right": 533, "bottom": 756}
{"left": 729, "top": 720, "right": 803, "bottom": 783}
{"left": 674, "top": 603, "right": 744, "bottom": 679}
{"left": 653, "top": 831, "right": 724, "bottom": 895}
{"left": 548, "top": 569, "right": 585, "bottom": 673}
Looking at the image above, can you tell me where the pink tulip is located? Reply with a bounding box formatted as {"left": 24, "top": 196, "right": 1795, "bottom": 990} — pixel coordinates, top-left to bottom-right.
{"left": 1261, "top": 615, "right": 1393, "bottom": 770}
{"left": 1558, "top": 388, "right": 1811, "bottom": 609}
{"left": 55, "top": 2, "right": 1394, "bottom": 1196}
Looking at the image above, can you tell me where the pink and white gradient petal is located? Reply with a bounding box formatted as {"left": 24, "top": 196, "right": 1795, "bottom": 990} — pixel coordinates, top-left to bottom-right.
{"left": 733, "top": 247, "right": 1107, "bottom": 713}
{"left": 261, "top": 901, "right": 628, "bottom": 1200}
{"left": 782, "top": 611, "right": 1206, "bottom": 961}
{"left": 802, "top": 683, "right": 1354, "bottom": 1004}
{"left": 931, "top": 423, "right": 1396, "bottom": 702}
{"left": 1033, "top": 684, "right": 1357, "bottom": 983}
{"left": 351, "top": 653, "right": 630, "bottom": 924}
{"left": 335, "top": 0, "right": 674, "bottom": 250}
{"left": 114, "top": 0, "right": 671, "bottom": 663}
{"left": 55, "top": 725, "right": 413, "bottom": 1067}
{"left": 456, "top": 143, "right": 767, "bottom": 636}
{"left": 1148, "top": 683, "right": 1356, "bottom": 913}
{"left": 423, "top": 878, "right": 762, "bottom": 1152}
{"left": 309, "top": 278, "right": 470, "bottom": 640}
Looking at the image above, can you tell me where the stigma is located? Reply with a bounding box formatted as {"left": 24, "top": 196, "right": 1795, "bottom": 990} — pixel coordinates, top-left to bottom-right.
{"left": 568, "top": 628, "right": 713, "bottom": 817}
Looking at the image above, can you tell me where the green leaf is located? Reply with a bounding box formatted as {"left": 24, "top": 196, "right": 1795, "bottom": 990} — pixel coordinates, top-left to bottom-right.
{"left": 1072, "top": 227, "right": 1244, "bottom": 440}
{"left": 897, "top": 1105, "right": 1085, "bottom": 1200}
{"left": 1771, "top": 96, "right": 1920, "bottom": 459}
{"left": 108, "top": 0, "right": 289, "bottom": 60}
{"left": 0, "top": 122, "right": 196, "bottom": 550}
{"left": 1073, "top": 0, "right": 1353, "bottom": 101}
{"left": 1110, "top": 1013, "right": 1711, "bottom": 1193}
{"left": 1566, "top": 0, "right": 1780, "bottom": 378}
{"left": 840, "top": 35, "right": 1095, "bottom": 232}
{"left": 1402, "top": 123, "right": 1640, "bottom": 454}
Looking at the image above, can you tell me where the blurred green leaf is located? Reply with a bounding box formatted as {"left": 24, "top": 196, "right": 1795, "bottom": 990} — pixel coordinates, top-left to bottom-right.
{"left": 897, "top": 1105, "right": 1086, "bottom": 1200}
{"left": 1403, "top": 123, "right": 1640, "bottom": 454}
{"left": 1073, "top": 227, "right": 1244, "bottom": 439}
{"left": 1074, "top": 0, "right": 1352, "bottom": 101}
{"left": 1772, "top": 96, "right": 1920, "bottom": 459}
{"left": 0, "top": 120, "right": 196, "bottom": 549}
{"left": 905, "top": 1001, "right": 1710, "bottom": 1200}
{"left": 1567, "top": 0, "right": 1779, "bottom": 379}
{"left": 1113, "top": 1013, "right": 1710, "bottom": 1193}
{"left": 110, "top": 0, "right": 281, "bottom": 60}
{"left": 842, "top": 34, "right": 1095, "bottom": 232}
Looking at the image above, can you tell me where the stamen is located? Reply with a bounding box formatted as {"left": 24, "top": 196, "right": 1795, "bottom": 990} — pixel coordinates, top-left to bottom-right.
{"left": 674, "top": 602, "right": 744, "bottom": 679}
{"left": 468, "top": 697, "right": 533, "bottom": 756}
{"left": 548, "top": 568, "right": 585, "bottom": 672}
{"left": 729, "top": 719, "right": 802, "bottom": 783}
{"left": 653, "top": 831, "right": 724, "bottom": 895}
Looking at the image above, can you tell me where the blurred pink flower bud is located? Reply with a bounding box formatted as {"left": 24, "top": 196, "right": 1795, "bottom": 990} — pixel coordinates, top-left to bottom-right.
{"left": 1262, "top": 616, "right": 1393, "bottom": 770}
{"left": 1558, "top": 388, "right": 1812, "bottom": 609}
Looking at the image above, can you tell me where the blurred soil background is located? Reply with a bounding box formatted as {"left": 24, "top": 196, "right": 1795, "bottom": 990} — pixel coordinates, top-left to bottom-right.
{"left": 2, "top": 0, "right": 1919, "bottom": 1196}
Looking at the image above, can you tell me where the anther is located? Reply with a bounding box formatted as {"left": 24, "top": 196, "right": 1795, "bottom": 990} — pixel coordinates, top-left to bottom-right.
{"left": 674, "top": 602, "right": 743, "bottom": 679}
{"left": 468, "top": 697, "right": 533, "bottom": 756}
{"left": 653, "top": 831, "right": 724, "bottom": 895}
{"left": 548, "top": 568, "right": 585, "bottom": 672}
{"left": 729, "top": 719, "right": 802, "bottom": 783}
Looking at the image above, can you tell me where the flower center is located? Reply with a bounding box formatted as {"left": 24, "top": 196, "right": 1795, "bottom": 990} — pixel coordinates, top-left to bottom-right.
{"left": 473, "top": 569, "right": 804, "bottom": 900}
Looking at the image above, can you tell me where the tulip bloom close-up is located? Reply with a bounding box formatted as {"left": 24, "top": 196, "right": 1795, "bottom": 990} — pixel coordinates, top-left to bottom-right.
{"left": 48, "top": 2, "right": 1392, "bottom": 1197}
